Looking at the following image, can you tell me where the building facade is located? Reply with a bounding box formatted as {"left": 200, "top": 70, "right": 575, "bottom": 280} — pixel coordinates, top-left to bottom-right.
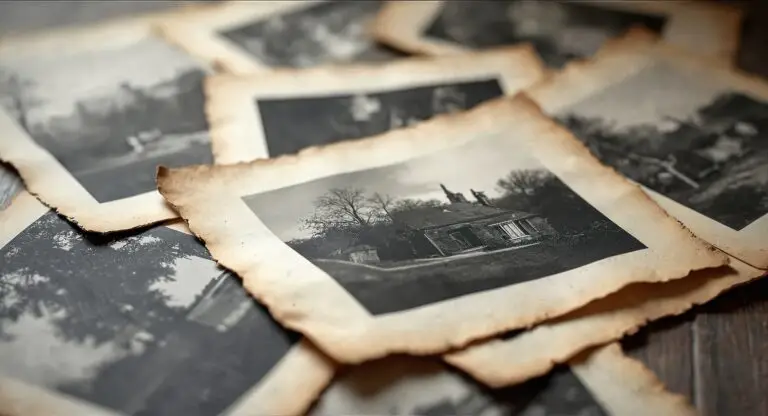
{"left": 393, "top": 185, "right": 556, "bottom": 258}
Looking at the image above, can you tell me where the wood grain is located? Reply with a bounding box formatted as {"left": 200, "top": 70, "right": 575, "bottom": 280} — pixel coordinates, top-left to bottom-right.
{"left": 622, "top": 312, "right": 696, "bottom": 402}
{"left": 693, "top": 278, "right": 768, "bottom": 416}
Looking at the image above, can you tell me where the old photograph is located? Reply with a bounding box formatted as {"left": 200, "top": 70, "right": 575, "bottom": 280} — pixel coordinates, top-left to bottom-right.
{"left": 556, "top": 62, "right": 768, "bottom": 231}
{"left": 0, "top": 37, "right": 212, "bottom": 203}
{"left": 257, "top": 78, "right": 504, "bottom": 156}
{"left": 311, "top": 356, "right": 606, "bottom": 415}
{"left": 0, "top": 213, "right": 300, "bottom": 416}
{"left": 423, "top": 0, "right": 666, "bottom": 68}
{"left": 243, "top": 134, "right": 645, "bottom": 315}
{"left": 219, "top": 0, "right": 405, "bottom": 69}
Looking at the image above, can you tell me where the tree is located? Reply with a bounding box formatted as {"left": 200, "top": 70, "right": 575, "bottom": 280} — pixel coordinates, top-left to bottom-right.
{"left": 495, "top": 168, "right": 610, "bottom": 236}
{"left": 368, "top": 192, "right": 395, "bottom": 221}
{"left": 296, "top": 188, "right": 450, "bottom": 260}
{"left": 390, "top": 198, "right": 445, "bottom": 214}
{"left": 496, "top": 169, "right": 552, "bottom": 197}
{"left": 301, "top": 187, "right": 378, "bottom": 238}
{"left": 0, "top": 69, "right": 43, "bottom": 132}
{"left": 0, "top": 213, "right": 210, "bottom": 344}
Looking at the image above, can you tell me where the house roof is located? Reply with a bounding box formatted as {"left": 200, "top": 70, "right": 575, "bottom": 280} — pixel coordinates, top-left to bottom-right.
{"left": 392, "top": 202, "right": 533, "bottom": 230}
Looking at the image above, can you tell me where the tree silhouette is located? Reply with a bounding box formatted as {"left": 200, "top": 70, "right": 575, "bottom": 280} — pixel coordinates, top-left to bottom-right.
{"left": 367, "top": 192, "right": 395, "bottom": 221}
{"left": 302, "top": 187, "right": 450, "bottom": 239}
{"left": 495, "top": 168, "right": 613, "bottom": 237}
{"left": 0, "top": 212, "right": 210, "bottom": 344}
{"left": 295, "top": 188, "right": 448, "bottom": 260}
{"left": 496, "top": 169, "right": 553, "bottom": 197}
{"left": 391, "top": 198, "right": 445, "bottom": 214}
{"left": 0, "top": 69, "right": 43, "bottom": 132}
{"left": 301, "top": 187, "right": 378, "bottom": 238}
{"left": 367, "top": 192, "right": 445, "bottom": 222}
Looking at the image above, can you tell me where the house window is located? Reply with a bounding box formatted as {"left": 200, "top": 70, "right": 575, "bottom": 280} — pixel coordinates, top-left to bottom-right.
{"left": 448, "top": 227, "right": 482, "bottom": 250}
{"left": 497, "top": 220, "right": 532, "bottom": 240}
{"left": 517, "top": 219, "right": 537, "bottom": 235}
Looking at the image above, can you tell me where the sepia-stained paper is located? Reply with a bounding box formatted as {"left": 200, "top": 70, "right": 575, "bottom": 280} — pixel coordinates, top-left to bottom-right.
{"left": 156, "top": 0, "right": 408, "bottom": 75}
{"left": 445, "top": 259, "right": 765, "bottom": 388}
{"left": 0, "top": 192, "right": 335, "bottom": 416}
{"left": 0, "top": 6, "right": 221, "bottom": 233}
{"left": 203, "top": 44, "right": 546, "bottom": 164}
{"left": 525, "top": 29, "right": 768, "bottom": 270}
{"left": 157, "top": 94, "right": 726, "bottom": 364}
{"left": 311, "top": 343, "right": 695, "bottom": 416}
{"left": 372, "top": 0, "right": 742, "bottom": 68}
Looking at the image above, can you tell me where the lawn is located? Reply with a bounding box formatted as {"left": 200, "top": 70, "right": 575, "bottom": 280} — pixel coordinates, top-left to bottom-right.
{"left": 313, "top": 230, "right": 645, "bottom": 315}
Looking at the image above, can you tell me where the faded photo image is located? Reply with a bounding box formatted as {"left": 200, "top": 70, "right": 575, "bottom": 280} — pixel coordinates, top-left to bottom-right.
{"left": 556, "top": 62, "right": 768, "bottom": 231}
{"left": 257, "top": 79, "right": 504, "bottom": 156}
{"left": 424, "top": 0, "right": 666, "bottom": 68}
{"left": 312, "top": 357, "right": 606, "bottom": 415}
{"left": 219, "top": 0, "right": 404, "bottom": 68}
{"left": 0, "top": 214, "right": 299, "bottom": 415}
{"left": 243, "top": 133, "right": 645, "bottom": 315}
{"left": 0, "top": 38, "right": 212, "bottom": 202}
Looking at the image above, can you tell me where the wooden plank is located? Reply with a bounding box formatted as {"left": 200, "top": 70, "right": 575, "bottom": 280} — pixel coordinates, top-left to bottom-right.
{"left": 693, "top": 277, "right": 768, "bottom": 416}
{"left": 732, "top": 2, "right": 768, "bottom": 78}
{"left": 621, "top": 312, "right": 696, "bottom": 403}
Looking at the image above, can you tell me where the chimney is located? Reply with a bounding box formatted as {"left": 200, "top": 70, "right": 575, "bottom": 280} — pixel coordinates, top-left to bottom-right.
{"left": 440, "top": 184, "right": 468, "bottom": 203}
{"left": 471, "top": 189, "right": 493, "bottom": 206}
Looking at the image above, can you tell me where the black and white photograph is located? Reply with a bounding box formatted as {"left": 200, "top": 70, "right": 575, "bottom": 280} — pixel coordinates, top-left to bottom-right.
{"left": 556, "top": 62, "right": 768, "bottom": 231}
{"left": 311, "top": 356, "right": 606, "bottom": 415}
{"left": 219, "top": 0, "right": 405, "bottom": 69}
{"left": 0, "top": 37, "right": 212, "bottom": 203}
{"left": 243, "top": 135, "right": 646, "bottom": 315}
{"left": 423, "top": 0, "right": 666, "bottom": 68}
{"left": 256, "top": 78, "right": 504, "bottom": 156}
{"left": 0, "top": 213, "right": 300, "bottom": 416}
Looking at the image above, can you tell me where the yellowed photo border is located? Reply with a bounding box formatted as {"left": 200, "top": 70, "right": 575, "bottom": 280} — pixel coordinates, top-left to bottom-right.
{"left": 204, "top": 45, "right": 547, "bottom": 164}
{"left": 568, "top": 343, "right": 696, "bottom": 416}
{"left": 527, "top": 30, "right": 768, "bottom": 270}
{"left": 0, "top": 6, "right": 219, "bottom": 233}
{"left": 372, "top": 0, "right": 742, "bottom": 65}
{"left": 446, "top": 258, "right": 764, "bottom": 387}
{"left": 157, "top": 95, "right": 726, "bottom": 364}
{"left": 314, "top": 343, "right": 695, "bottom": 415}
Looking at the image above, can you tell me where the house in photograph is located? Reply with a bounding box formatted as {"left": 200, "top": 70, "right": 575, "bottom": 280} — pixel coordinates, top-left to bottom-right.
{"left": 102, "top": 271, "right": 266, "bottom": 414}
{"left": 186, "top": 270, "right": 253, "bottom": 332}
{"left": 393, "top": 185, "right": 557, "bottom": 258}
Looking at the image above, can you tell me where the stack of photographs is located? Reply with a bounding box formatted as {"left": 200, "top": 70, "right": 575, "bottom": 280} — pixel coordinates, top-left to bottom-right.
{"left": 0, "top": 1, "right": 764, "bottom": 415}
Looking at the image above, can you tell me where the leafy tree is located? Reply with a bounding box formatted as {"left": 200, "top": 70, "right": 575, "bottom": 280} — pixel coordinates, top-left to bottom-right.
{"left": 0, "top": 212, "right": 209, "bottom": 344}
{"left": 495, "top": 168, "right": 610, "bottom": 236}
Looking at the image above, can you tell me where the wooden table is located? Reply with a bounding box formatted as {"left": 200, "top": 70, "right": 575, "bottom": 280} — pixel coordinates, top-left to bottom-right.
{"left": 0, "top": 1, "right": 766, "bottom": 414}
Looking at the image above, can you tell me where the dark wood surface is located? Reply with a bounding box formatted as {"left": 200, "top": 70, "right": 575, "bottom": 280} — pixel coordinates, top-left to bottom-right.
{"left": 0, "top": 1, "right": 766, "bottom": 415}
{"left": 621, "top": 3, "right": 768, "bottom": 415}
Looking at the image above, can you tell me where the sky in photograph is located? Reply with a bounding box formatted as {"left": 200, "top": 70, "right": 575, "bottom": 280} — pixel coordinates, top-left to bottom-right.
{"left": 0, "top": 37, "right": 202, "bottom": 121}
{"left": 563, "top": 62, "right": 729, "bottom": 130}
{"left": 244, "top": 133, "right": 546, "bottom": 241}
{"left": 150, "top": 256, "right": 222, "bottom": 309}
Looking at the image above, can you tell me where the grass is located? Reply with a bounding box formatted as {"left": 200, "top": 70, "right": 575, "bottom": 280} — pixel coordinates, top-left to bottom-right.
{"left": 313, "top": 230, "right": 645, "bottom": 315}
